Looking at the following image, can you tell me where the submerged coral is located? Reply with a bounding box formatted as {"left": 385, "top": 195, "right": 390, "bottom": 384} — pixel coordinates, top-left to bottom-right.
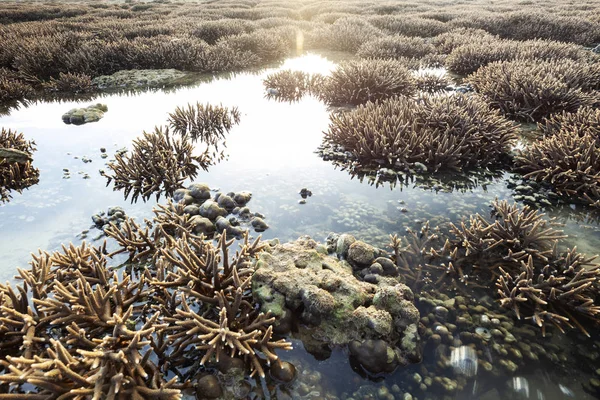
{"left": 468, "top": 59, "right": 597, "bottom": 121}
{"left": 401, "top": 200, "right": 600, "bottom": 336}
{"left": 515, "top": 130, "right": 600, "bottom": 208}
{"left": 0, "top": 199, "right": 291, "bottom": 397}
{"left": 263, "top": 69, "right": 324, "bottom": 102}
{"left": 0, "top": 127, "right": 39, "bottom": 203}
{"left": 104, "top": 126, "right": 203, "bottom": 203}
{"left": 319, "top": 59, "right": 416, "bottom": 106}
{"left": 321, "top": 94, "right": 517, "bottom": 173}
{"left": 167, "top": 102, "right": 240, "bottom": 146}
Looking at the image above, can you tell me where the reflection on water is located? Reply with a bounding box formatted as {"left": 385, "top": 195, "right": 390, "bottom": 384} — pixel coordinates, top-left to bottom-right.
{"left": 0, "top": 52, "right": 599, "bottom": 399}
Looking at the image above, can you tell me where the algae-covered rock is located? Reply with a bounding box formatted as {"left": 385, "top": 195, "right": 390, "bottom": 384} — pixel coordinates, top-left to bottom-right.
{"left": 62, "top": 103, "right": 107, "bottom": 125}
{"left": 92, "top": 69, "right": 189, "bottom": 89}
{"left": 252, "top": 236, "right": 421, "bottom": 371}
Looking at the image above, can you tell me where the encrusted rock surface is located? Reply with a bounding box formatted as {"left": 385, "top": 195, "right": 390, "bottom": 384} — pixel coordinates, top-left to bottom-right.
{"left": 252, "top": 236, "right": 421, "bottom": 374}
{"left": 92, "top": 68, "right": 190, "bottom": 89}
{"left": 62, "top": 103, "right": 107, "bottom": 125}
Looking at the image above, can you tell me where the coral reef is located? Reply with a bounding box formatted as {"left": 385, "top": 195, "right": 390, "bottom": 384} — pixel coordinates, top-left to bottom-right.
{"left": 357, "top": 35, "right": 436, "bottom": 60}
{"left": 515, "top": 129, "right": 600, "bottom": 208}
{"left": 252, "top": 235, "right": 421, "bottom": 375}
{"left": 415, "top": 72, "right": 452, "bottom": 94}
{"left": 104, "top": 126, "right": 202, "bottom": 203}
{"left": 62, "top": 103, "right": 107, "bottom": 125}
{"left": 0, "top": 199, "right": 291, "bottom": 397}
{"left": 319, "top": 59, "right": 416, "bottom": 106}
{"left": 0, "top": 128, "right": 39, "bottom": 203}
{"left": 321, "top": 94, "right": 517, "bottom": 173}
{"left": 538, "top": 106, "right": 600, "bottom": 140}
{"left": 43, "top": 72, "right": 93, "bottom": 93}
{"left": 468, "top": 59, "right": 597, "bottom": 121}
{"left": 393, "top": 200, "right": 600, "bottom": 336}
{"left": 168, "top": 102, "right": 240, "bottom": 145}
{"left": 263, "top": 70, "right": 324, "bottom": 102}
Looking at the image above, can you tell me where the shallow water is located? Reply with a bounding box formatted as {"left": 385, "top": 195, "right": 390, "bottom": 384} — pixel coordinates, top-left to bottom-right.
{"left": 1, "top": 52, "right": 599, "bottom": 399}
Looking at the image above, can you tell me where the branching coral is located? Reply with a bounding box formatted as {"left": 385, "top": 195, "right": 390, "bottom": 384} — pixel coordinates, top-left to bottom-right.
{"left": 319, "top": 59, "right": 416, "bottom": 106}
{"left": 468, "top": 59, "right": 596, "bottom": 121}
{"left": 0, "top": 128, "right": 39, "bottom": 203}
{"left": 167, "top": 102, "right": 240, "bottom": 146}
{"left": 415, "top": 73, "right": 451, "bottom": 94}
{"left": 0, "top": 201, "right": 289, "bottom": 396}
{"left": 105, "top": 126, "right": 203, "bottom": 203}
{"left": 321, "top": 94, "right": 517, "bottom": 172}
{"left": 357, "top": 35, "right": 436, "bottom": 60}
{"left": 538, "top": 107, "right": 600, "bottom": 140}
{"left": 515, "top": 130, "right": 600, "bottom": 207}
{"left": 43, "top": 72, "right": 94, "bottom": 93}
{"left": 263, "top": 70, "right": 324, "bottom": 102}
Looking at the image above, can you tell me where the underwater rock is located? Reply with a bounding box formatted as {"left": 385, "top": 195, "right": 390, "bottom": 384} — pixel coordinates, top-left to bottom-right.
{"left": 347, "top": 240, "right": 378, "bottom": 267}
{"left": 349, "top": 339, "right": 402, "bottom": 375}
{"left": 62, "top": 103, "right": 107, "bottom": 125}
{"left": 190, "top": 215, "right": 216, "bottom": 236}
{"left": 217, "top": 193, "right": 236, "bottom": 211}
{"left": 196, "top": 375, "right": 223, "bottom": 399}
{"left": 251, "top": 217, "right": 269, "bottom": 232}
{"left": 92, "top": 68, "right": 189, "bottom": 89}
{"left": 252, "top": 236, "right": 421, "bottom": 370}
{"left": 269, "top": 361, "right": 296, "bottom": 383}
{"left": 188, "top": 183, "right": 211, "bottom": 201}
{"left": 199, "top": 200, "right": 228, "bottom": 220}
{"left": 233, "top": 191, "right": 252, "bottom": 206}
{"left": 336, "top": 233, "right": 356, "bottom": 258}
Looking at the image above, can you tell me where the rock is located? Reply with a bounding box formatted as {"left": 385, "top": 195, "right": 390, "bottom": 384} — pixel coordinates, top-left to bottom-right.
{"left": 215, "top": 216, "right": 245, "bottom": 237}
{"left": 269, "top": 361, "right": 296, "bottom": 383}
{"left": 0, "top": 147, "right": 32, "bottom": 164}
{"left": 217, "top": 194, "right": 236, "bottom": 211}
{"left": 107, "top": 206, "right": 125, "bottom": 217}
{"left": 188, "top": 183, "right": 211, "bottom": 201}
{"left": 196, "top": 375, "right": 222, "bottom": 399}
{"left": 373, "top": 257, "right": 397, "bottom": 276}
{"left": 369, "top": 263, "right": 384, "bottom": 275}
{"left": 251, "top": 217, "right": 269, "bottom": 232}
{"left": 233, "top": 191, "right": 252, "bottom": 206}
{"left": 347, "top": 241, "right": 377, "bottom": 267}
{"left": 92, "top": 68, "right": 189, "bottom": 89}
{"left": 198, "top": 200, "right": 227, "bottom": 220}
{"left": 183, "top": 204, "right": 200, "bottom": 216}
{"left": 190, "top": 215, "right": 215, "bottom": 235}
{"left": 62, "top": 104, "right": 107, "bottom": 125}
{"left": 252, "top": 236, "right": 420, "bottom": 363}
{"left": 349, "top": 339, "right": 400, "bottom": 375}
{"left": 336, "top": 234, "right": 356, "bottom": 258}
{"left": 173, "top": 188, "right": 190, "bottom": 203}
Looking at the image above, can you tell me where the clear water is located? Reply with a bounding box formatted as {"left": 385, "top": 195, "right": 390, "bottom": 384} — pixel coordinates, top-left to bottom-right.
{"left": 1, "top": 52, "right": 599, "bottom": 399}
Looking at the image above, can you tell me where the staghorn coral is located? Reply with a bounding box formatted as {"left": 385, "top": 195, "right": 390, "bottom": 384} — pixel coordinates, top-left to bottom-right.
{"left": 0, "top": 68, "right": 33, "bottom": 103}
{"left": 321, "top": 94, "right": 518, "bottom": 172}
{"left": 0, "top": 128, "right": 39, "bottom": 203}
{"left": 390, "top": 199, "right": 600, "bottom": 335}
{"left": 357, "top": 35, "right": 436, "bottom": 60}
{"left": 0, "top": 202, "right": 289, "bottom": 396}
{"left": 43, "top": 72, "right": 94, "bottom": 93}
{"left": 468, "top": 59, "right": 596, "bottom": 121}
{"left": 538, "top": 107, "right": 600, "bottom": 140}
{"left": 105, "top": 126, "right": 203, "bottom": 203}
{"left": 319, "top": 59, "right": 416, "bottom": 106}
{"left": 497, "top": 251, "right": 600, "bottom": 336}
{"left": 515, "top": 130, "right": 600, "bottom": 208}
{"left": 263, "top": 69, "right": 324, "bottom": 102}
{"left": 168, "top": 102, "right": 240, "bottom": 148}
{"left": 414, "top": 72, "right": 451, "bottom": 94}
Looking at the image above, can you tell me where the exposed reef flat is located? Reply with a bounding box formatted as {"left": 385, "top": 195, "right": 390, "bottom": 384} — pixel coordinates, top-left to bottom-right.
{"left": 92, "top": 69, "right": 190, "bottom": 89}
